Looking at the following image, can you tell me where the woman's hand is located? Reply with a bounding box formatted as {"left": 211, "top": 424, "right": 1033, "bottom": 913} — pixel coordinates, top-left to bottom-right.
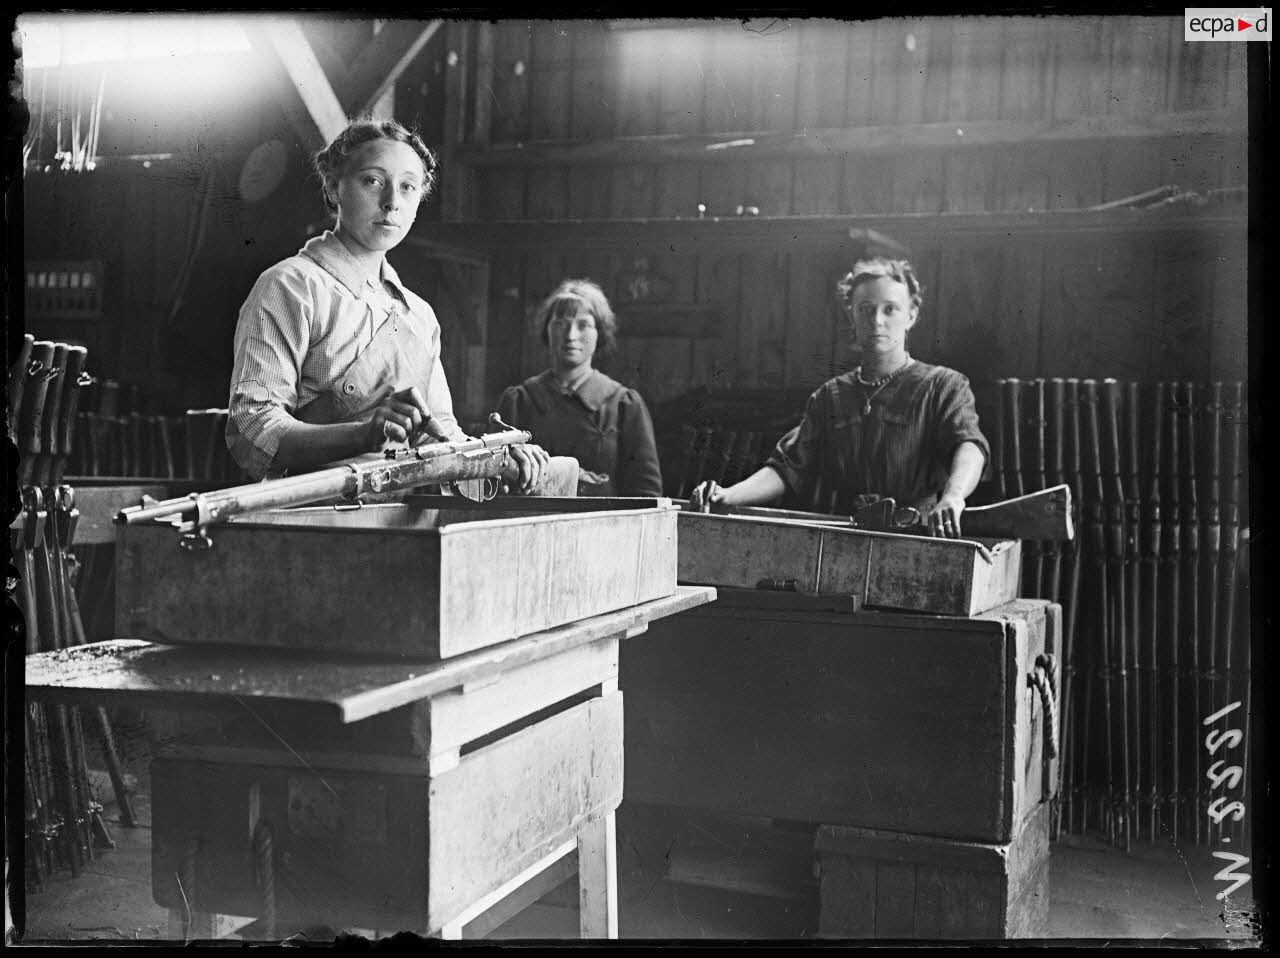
{"left": 689, "top": 480, "right": 727, "bottom": 512}
{"left": 928, "top": 492, "right": 966, "bottom": 539}
{"left": 508, "top": 442, "right": 550, "bottom": 494}
{"left": 365, "top": 386, "right": 431, "bottom": 448}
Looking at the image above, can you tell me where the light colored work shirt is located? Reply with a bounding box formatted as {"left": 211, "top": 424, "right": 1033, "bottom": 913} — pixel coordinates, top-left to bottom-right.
{"left": 227, "top": 231, "right": 464, "bottom": 479}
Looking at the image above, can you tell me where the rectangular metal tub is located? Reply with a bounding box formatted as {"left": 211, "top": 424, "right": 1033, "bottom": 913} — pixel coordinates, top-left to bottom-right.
{"left": 116, "top": 502, "right": 678, "bottom": 659}
{"left": 677, "top": 512, "right": 1021, "bottom": 616}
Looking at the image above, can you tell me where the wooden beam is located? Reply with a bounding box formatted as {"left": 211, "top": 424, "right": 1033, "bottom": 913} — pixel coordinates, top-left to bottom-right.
{"left": 257, "top": 19, "right": 349, "bottom": 146}
{"left": 243, "top": 23, "right": 331, "bottom": 154}
{"left": 440, "top": 20, "right": 475, "bottom": 221}
{"left": 452, "top": 110, "right": 1249, "bottom": 169}
{"left": 295, "top": 22, "right": 354, "bottom": 94}
{"left": 344, "top": 18, "right": 444, "bottom": 119}
{"left": 413, "top": 207, "right": 1248, "bottom": 255}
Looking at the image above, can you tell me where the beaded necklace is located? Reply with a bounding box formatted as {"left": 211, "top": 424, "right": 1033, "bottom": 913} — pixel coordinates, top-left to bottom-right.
{"left": 853, "top": 354, "right": 913, "bottom": 415}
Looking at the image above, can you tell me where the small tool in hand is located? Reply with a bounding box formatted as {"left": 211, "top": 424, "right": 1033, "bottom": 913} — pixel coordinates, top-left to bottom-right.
{"left": 692, "top": 479, "right": 721, "bottom": 513}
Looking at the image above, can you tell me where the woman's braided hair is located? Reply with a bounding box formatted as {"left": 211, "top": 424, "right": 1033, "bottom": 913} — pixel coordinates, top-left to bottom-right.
{"left": 312, "top": 118, "right": 438, "bottom": 213}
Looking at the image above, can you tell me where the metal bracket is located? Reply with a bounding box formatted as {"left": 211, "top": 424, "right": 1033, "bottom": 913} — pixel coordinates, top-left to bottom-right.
{"left": 174, "top": 493, "right": 217, "bottom": 546}
{"left": 178, "top": 530, "right": 214, "bottom": 552}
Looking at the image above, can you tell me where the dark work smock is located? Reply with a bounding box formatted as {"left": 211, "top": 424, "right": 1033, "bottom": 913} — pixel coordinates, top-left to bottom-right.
{"left": 765, "top": 360, "right": 990, "bottom": 514}
{"left": 497, "top": 369, "right": 664, "bottom": 498}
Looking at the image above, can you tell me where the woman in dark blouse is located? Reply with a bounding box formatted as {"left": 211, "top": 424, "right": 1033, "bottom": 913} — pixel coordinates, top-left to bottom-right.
{"left": 691, "top": 257, "right": 989, "bottom": 538}
{"left": 497, "top": 279, "right": 664, "bottom": 498}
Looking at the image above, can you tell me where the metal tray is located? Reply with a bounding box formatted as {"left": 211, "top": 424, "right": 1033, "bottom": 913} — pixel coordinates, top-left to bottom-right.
{"left": 677, "top": 511, "right": 1021, "bottom": 616}
{"left": 116, "top": 501, "right": 678, "bottom": 659}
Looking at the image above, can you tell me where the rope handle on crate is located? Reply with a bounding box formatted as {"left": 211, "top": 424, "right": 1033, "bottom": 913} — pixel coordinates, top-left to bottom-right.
{"left": 1028, "top": 652, "right": 1059, "bottom": 761}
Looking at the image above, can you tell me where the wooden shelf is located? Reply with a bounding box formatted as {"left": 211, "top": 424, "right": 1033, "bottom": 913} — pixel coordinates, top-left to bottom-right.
{"left": 451, "top": 111, "right": 1246, "bottom": 169}
{"left": 414, "top": 206, "right": 1248, "bottom": 254}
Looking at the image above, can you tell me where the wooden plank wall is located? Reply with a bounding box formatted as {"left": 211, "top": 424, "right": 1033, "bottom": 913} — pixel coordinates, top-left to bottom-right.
{"left": 424, "top": 16, "right": 1248, "bottom": 412}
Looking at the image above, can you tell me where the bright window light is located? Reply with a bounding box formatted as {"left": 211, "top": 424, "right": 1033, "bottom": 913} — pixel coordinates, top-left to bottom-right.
{"left": 16, "top": 14, "right": 252, "bottom": 69}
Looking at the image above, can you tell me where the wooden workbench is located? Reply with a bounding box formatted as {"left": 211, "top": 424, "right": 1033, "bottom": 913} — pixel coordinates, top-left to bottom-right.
{"left": 26, "top": 584, "right": 715, "bottom": 940}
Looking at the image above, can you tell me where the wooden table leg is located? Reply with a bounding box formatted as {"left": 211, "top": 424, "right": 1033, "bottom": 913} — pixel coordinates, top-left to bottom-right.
{"left": 577, "top": 811, "right": 618, "bottom": 939}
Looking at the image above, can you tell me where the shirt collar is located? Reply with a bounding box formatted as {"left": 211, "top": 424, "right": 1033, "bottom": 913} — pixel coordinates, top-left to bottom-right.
{"left": 534, "top": 368, "right": 618, "bottom": 412}
{"left": 299, "top": 230, "right": 409, "bottom": 302}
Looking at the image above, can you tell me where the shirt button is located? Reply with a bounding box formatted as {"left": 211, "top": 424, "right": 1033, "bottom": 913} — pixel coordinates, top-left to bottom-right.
{"left": 344, "top": 382, "right": 356, "bottom": 395}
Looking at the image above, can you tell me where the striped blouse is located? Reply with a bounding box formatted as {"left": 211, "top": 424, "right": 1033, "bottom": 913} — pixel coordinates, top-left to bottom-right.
{"left": 226, "top": 231, "right": 463, "bottom": 479}
{"left": 765, "top": 361, "right": 990, "bottom": 513}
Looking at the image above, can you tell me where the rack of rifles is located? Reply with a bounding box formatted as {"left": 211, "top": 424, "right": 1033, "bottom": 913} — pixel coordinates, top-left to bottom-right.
{"left": 666, "top": 378, "right": 1250, "bottom": 851}
{"left": 64, "top": 382, "right": 240, "bottom": 481}
{"left": 9, "top": 334, "right": 138, "bottom": 890}
{"left": 991, "top": 377, "right": 1250, "bottom": 851}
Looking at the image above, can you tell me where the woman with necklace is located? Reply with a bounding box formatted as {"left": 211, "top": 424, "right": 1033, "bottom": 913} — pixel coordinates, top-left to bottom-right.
{"left": 226, "top": 118, "right": 549, "bottom": 489}
{"left": 691, "top": 257, "right": 988, "bottom": 538}
{"left": 497, "top": 279, "right": 663, "bottom": 498}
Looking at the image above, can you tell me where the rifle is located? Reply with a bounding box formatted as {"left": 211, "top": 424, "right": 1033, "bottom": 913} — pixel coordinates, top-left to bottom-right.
{"left": 1202, "top": 382, "right": 1224, "bottom": 845}
{"left": 52, "top": 347, "right": 89, "bottom": 487}
{"left": 1178, "top": 381, "right": 1201, "bottom": 844}
{"left": 1142, "top": 383, "right": 1164, "bottom": 841}
{"left": 8, "top": 333, "right": 35, "bottom": 440}
{"left": 1163, "top": 379, "right": 1182, "bottom": 844}
{"left": 1102, "top": 378, "right": 1131, "bottom": 850}
{"left": 1080, "top": 379, "right": 1109, "bottom": 840}
{"left": 116, "top": 415, "right": 534, "bottom": 539}
{"left": 1062, "top": 378, "right": 1084, "bottom": 836}
{"left": 1030, "top": 378, "right": 1048, "bottom": 599}
{"left": 684, "top": 484, "right": 1073, "bottom": 542}
{"left": 991, "top": 378, "right": 1007, "bottom": 500}
{"left": 1123, "top": 381, "right": 1144, "bottom": 840}
{"left": 1044, "top": 378, "right": 1066, "bottom": 604}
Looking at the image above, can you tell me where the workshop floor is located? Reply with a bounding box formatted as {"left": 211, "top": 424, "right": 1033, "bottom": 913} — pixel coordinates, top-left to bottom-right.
{"left": 10, "top": 721, "right": 1259, "bottom": 945}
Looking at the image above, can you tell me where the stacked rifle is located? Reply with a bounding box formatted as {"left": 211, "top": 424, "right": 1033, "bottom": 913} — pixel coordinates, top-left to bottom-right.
{"left": 71, "top": 381, "right": 239, "bottom": 480}
{"left": 994, "top": 377, "right": 1249, "bottom": 849}
{"left": 8, "top": 335, "right": 138, "bottom": 890}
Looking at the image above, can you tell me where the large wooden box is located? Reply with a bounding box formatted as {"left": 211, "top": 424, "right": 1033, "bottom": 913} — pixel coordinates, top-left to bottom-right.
{"left": 815, "top": 802, "right": 1051, "bottom": 939}
{"left": 622, "top": 598, "right": 1061, "bottom": 844}
{"left": 117, "top": 502, "right": 677, "bottom": 659}
{"left": 677, "top": 512, "right": 1020, "bottom": 616}
{"left": 150, "top": 693, "right": 623, "bottom": 932}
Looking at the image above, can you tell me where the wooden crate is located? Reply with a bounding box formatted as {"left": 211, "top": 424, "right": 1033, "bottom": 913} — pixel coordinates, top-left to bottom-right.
{"left": 116, "top": 502, "right": 677, "bottom": 659}
{"left": 151, "top": 692, "right": 623, "bottom": 933}
{"left": 622, "top": 597, "right": 1061, "bottom": 844}
{"left": 815, "top": 802, "right": 1051, "bottom": 939}
{"left": 677, "top": 512, "right": 1021, "bottom": 616}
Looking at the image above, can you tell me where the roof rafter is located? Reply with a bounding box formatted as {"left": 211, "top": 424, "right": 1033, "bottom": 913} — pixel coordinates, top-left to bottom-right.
{"left": 246, "top": 17, "right": 443, "bottom": 151}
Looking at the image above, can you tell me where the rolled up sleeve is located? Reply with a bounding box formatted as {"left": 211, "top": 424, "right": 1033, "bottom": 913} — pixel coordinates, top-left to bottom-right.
{"left": 932, "top": 372, "right": 991, "bottom": 480}
{"left": 226, "top": 267, "right": 312, "bottom": 479}
{"left": 764, "top": 391, "right": 824, "bottom": 503}
{"left": 423, "top": 339, "right": 468, "bottom": 441}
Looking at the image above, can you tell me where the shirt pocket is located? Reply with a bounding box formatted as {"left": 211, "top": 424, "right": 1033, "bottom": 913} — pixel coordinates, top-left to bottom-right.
{"left": 879, "top": 408, "right": 913, "bottom": 429}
